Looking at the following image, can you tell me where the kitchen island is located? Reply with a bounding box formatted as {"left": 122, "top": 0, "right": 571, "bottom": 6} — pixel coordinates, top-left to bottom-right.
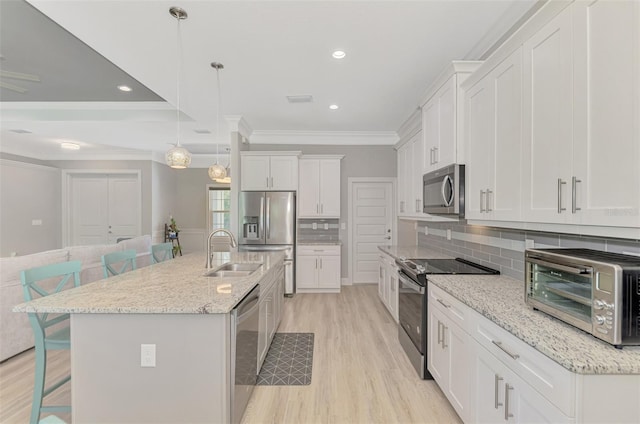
{"left": 14, "top": 251, "right": 285, "bottom": 424}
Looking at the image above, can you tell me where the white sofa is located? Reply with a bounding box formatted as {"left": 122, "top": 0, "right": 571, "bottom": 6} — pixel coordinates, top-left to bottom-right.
{"left": 0, "top": 235, "right": 152, "bottom": 362}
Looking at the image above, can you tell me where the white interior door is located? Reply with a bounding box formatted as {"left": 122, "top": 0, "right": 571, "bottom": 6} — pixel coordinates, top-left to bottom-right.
{"left": 71, "top": 176, "right": 109, "bottom": 245}
{"left": 350, "top": 180, "right": 393, "bottom": 284}
{"left": 67, "top": 172, "right": 141, "bottom": 246}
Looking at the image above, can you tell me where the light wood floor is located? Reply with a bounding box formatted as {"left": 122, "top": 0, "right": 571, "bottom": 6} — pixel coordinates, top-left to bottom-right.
{"left": 0, "top": 285, "right": 461, "bottom": 424}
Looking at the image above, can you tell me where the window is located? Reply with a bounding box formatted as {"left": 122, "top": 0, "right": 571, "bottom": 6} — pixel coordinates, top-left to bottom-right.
{"left": 208, "top": 187, "right": 231, "bottom": 235}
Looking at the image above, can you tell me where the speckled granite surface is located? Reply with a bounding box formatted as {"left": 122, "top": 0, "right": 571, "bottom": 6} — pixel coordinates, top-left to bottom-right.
{"left": 13, "top": 252, "right": 284, "bottom": 315}
{"left": 428, "top": 274, "right": 640, "bottom": 375}
{"left": 378, "top": 245, "right": 451, "bottom": 260}
{"left": 298, "top": 241, "right": 342, "bottom": 246}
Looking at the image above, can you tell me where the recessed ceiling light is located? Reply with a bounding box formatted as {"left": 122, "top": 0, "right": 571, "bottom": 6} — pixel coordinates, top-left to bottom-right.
{"left": 117, "top": 85, "right": 132, "bottom": 92}
{"left": 332, "top": 50, "right": 346, "bottom": 59}
{"left": 329, "top": 104, "right": 339, "bottom": 110}
{"left": 60, "top": 142, "right": 80, "bottom": 150}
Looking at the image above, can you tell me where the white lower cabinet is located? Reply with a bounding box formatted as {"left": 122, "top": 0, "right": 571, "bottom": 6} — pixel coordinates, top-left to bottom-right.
{"left": 378, "top": 251, "right": 398, "bottom": 322}
{"left": 428, "top": 283, "right": 640, "bottom": 423}
{"left": 296, "top": 245, "right": 341, "bottom": 293}
{"left": 258, "top": 267, "right": 285, "bottom": 371}
{"left": 473, "top": 342, "right": 571, "bottom": 423}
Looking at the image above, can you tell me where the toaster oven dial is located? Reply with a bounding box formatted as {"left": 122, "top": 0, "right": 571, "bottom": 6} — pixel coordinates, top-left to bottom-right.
{"left": 594, "top": 315, "right": 606, "bottom": 325}
{"left": 593, "top": 299, "right": 605, "bottom": 310}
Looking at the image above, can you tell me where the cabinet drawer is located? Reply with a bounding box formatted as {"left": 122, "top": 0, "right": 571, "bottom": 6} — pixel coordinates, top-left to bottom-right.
{"left": 297, "top": 245, "right": 340, "bottom": 256}
{"left": 469, "top": 308, "right": 575, "bottom": 416}
{"left": 428, "top": 284, "right": 469, "bottom": 333}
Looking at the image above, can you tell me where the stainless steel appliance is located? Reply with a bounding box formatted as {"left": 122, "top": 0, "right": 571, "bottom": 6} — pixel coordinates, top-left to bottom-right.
{"left": 423, "top": 164, "right": 465, "bottom": 218}
{"left": 397, "top": 257, "right": 499, "bottom": 379}
{"left": 230, "top": 285, "right": 260, "bottom": 424}
{"left": 525, "top": 248, "right": 640, "bottom": 347}
{"left": 239, "top": 191, "right": 296, "bottom": 295}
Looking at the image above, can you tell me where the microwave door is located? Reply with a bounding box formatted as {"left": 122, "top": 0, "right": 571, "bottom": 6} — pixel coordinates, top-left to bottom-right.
{"left": 239, "top": 192, "right": 266, "bottom": 245}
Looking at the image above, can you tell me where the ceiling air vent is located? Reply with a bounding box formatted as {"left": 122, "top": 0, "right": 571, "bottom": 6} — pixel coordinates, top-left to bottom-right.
{"left": 287, "top": 95, "right": 313, "bottom": 104}
{"left": 194, "top": 129, "right": 211, "bottom": 134}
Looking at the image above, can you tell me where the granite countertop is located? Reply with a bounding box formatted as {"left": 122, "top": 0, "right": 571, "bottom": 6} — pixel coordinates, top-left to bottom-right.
{"left": 13, "top": 251, "right": 284, "bottom": 315}
{"left": 298, "top": 241, "right": 342, "bottom": 246}
{"left": 379, "top": 245, "right": 640, "bottom": 375}
{"left": 378, "top": 245, "right": 451, "bottom": 260}
{"left": 429, "top": 274, "right": 640, "bottom": 375}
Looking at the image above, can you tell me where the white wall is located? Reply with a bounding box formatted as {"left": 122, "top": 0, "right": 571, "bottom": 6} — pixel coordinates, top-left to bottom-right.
{"left": 249, "top": 144, "right": 397, "bottom": 278}
{"left": 0, "top": 158, "right": 62, "bottom": 256}
{"left": 151, "top": 161, "right": 177, "bottom": 244}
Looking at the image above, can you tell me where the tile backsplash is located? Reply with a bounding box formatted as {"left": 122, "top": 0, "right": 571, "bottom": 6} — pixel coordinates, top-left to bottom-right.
{"left": 416, "top": 222, "right": 640, "bottom": 281}
{"left": 298, "top": 219, "right": 340, "bottom": 243}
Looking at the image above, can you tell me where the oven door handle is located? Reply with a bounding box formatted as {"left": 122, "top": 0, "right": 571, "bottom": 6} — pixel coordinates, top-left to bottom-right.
{"left": 527, "top": 257, "right": 592, "bottom": 275}
{"left": 398, "top": 271, "right": 425, "bottom": 294}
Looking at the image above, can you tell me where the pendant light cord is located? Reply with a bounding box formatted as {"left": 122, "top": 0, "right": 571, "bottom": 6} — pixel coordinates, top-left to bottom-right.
{"left": 215, "top": 66, "right": 221, "bottom": 164}
{"left": 176, "top": 17, "right": 182, "bottom": 147}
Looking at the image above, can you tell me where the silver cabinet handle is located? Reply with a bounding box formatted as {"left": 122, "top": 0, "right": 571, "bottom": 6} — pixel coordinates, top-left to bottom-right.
{"left": 315, "top": 258, "right": 318, "bottom": 269}
{"left": 557, "top": 178, "right": 567, "bottom": 213}
{"left": 491, "top": 340, "right": 520, "bottom": 360}
{"left": 429, "top": 148, "right": 433, "bottom": 165}
{"left": 494, "top": 374, "right": 504, "bottom": 409}
{"left": 320, "top": 258, "right": 322, "bottom": 268}
{"left": 437, "top": 298, "right": 450, "bottom": 309}
{"left": 437, "top": 321, "right": 443, "bottom": 345}
{"left": 266, "top": 197, "right": 271, "bottom": 239}
{"left": 480, "top": 190, "right": 486, "bottom": 212}
{"left": 385, "top": 236, "right": 391, "bottom": 240}
{"left": 486, "top": 189, "right": 493, "bottom": 212}
{"left": 572, "top": 176, "right": 582, "bottom": 213}
{"left": 321, "top": 203, "right": 323, "bottom": 214}
{"left": 266, "top": 177, "right": 269, "bottom": 188}
{"left": 442, "top": 324, "right": 447, "bottom": 349}
{"left": 504, "top": 383, "right": 514, "bottom": 420}
{"left": 316, "top": 204, "right": 319, "bottom": 213}
{"left": 416, "top": 199, "right": 421, "bottom": 213}
{"left": 433, "top": 147, "right": 438, "bottom": 164}
{"left": 400, "top": 201, "right": 405, "bottom": 213}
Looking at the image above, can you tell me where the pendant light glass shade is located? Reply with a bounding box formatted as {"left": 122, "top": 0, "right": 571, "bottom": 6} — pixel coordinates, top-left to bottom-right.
{"left": 166, "top": 145, "right": 192, "bottom": 169}
{"left": 165, "top": 6, "right": 192, "bottom": 169}
{"left": 208, "top": 163, "right": 227, "bottom": 180}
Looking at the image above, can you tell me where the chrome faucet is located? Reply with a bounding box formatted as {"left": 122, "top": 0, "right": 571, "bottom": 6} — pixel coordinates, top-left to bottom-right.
{"left": 206, "top": 229, "right": 238, "bottom": 269}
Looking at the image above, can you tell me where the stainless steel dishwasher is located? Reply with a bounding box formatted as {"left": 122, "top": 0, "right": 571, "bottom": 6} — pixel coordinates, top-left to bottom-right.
{"left": 230, "top": 285, "right": 260, "bottom": 424}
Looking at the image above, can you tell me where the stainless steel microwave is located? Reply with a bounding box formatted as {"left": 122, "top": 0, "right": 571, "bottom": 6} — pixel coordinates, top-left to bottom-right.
{"left": 525, "top": 248, "right": 640, "bottom": 347}
{"left": 423, "top": 164, "right": 465, "bottom": 218}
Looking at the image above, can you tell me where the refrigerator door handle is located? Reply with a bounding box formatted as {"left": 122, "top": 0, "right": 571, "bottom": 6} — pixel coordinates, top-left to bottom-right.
{"left": 266, "top": 196, "right": 271, "bottom": 239}
{"left": 259, "top": 196, "right": 265, "bottom": 239}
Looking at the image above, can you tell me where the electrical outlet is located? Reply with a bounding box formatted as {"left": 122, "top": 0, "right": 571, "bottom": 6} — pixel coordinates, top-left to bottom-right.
{"left": 31, "top": 219, "right": 42, "bottom": 226}
{"left": 424, "top": 226, "right": 429, "bottom": 235}
{"left": 446, "top": 229, "right": 452, "bottom": 240}
{"left": 324, "top": 223, "right": 329, "bottom": 230}
{"left": 312, "top": 222, "right": 317, "bottom": 230}
{"left": 141, "top": 344, "right": 156, "bottom": 367}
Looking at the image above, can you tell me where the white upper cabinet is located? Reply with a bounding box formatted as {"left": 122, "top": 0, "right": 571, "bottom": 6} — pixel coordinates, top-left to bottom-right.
{"left": 522, "top": 5, "right": 574, "bottom": 224}
{"left": 240, "top": 152, "right": 299, "bottom": 191}
{"left": 465, "top": 47, "right": 522, "bottom": 221}
{"left": 422, "top": 62, "right": 481, "bottom": 174}
{"left": 571, "top": 0, "right": 640, "bottom": 228}
{"left": 298, "top": 156, "right": 342, "bottom": 218}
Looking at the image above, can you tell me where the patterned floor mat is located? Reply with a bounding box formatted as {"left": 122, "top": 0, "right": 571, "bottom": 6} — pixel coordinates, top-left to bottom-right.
{"left": 257, "top": 333, "right": 314, "bottom": 386}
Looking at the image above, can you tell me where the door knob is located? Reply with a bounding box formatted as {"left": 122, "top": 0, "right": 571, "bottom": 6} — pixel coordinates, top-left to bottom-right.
{"left": 385, "top": 236, "right": 391, "bottom": 240}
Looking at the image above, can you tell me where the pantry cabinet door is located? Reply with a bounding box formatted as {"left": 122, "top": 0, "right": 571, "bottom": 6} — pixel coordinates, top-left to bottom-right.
{"left": 411, "top": 132, "right": 424, "bottom": 216}
{"left": 572, "top": 0, "right": 640, "bottom": 228}
{"left": 269, "top": 156, "right": 298, "bottom": 191}
{"left": 437, "top": 75, "right": 457, "bottom": 169}
{"left": 521, "top": 6, "right": 573, "bottom": 224}
{"left": 298, "top": 159, "right": 320, "bottom": 217}
{"left": 422, "top": 96, "right": 440, "bottom": 174}
{"left": 319, "top": 159, "right": 341, "bottom": 217}
{"left": 241, "top": 155, "right": 270, "bottom": 191}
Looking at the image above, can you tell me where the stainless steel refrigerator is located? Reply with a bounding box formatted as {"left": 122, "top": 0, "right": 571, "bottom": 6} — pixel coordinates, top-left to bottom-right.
{"left": 238, "top": 191, "right": 295, "bottom": 295}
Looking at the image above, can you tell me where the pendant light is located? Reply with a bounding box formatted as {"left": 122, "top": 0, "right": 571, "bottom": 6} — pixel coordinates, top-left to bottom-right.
{"left": 208, "top": 62, "right": 227, "bottom": 180}
{"left": 165, "top": 6, "right": 192, "bottom": 169}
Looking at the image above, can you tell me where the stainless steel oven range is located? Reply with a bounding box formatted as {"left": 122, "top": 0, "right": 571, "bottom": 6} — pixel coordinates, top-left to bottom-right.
{"left": 396, "top": 257, "right": 499, "bottom": 379}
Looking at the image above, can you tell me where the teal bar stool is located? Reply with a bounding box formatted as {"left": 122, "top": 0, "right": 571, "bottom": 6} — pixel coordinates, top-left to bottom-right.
{"left": 101, "top": 249, "right": 137, "bottom": 278}
{"left": 20, "top": 260, "right": 82, "bottom": 424}
{"left": 151, "top": 242, "right": 174, "bottom": 264}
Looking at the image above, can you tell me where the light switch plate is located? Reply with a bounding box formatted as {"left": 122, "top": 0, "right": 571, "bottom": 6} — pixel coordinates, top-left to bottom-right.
{"left": 324, "top": 223, "right": 329, "bottom": 230}
{"left": 446, "top": 229, "right": 452, "bottom": 240}
{"left": 424, "top": 226, "right": 428, "bottom": 235}
{"left": 312, "top": 222, "right": 317, "bottom": 230}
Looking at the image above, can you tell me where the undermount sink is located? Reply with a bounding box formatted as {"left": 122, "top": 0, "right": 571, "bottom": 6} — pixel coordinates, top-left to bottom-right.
{"left": 204, "top": 262, "right": 262, "bottom": 278}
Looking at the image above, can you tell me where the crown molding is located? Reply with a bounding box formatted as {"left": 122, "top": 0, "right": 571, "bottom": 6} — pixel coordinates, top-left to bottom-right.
{"left": 225, "top": 115, "right": 253, "bottom": 141}
{"left": 396, "top": 108, "right": 422, "bottom": 144}
{"left": 0, "top": 142, "right": 154, "bottom": 162}
{"left": 249, "top": 130, "right": 398, "bottom": 146}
